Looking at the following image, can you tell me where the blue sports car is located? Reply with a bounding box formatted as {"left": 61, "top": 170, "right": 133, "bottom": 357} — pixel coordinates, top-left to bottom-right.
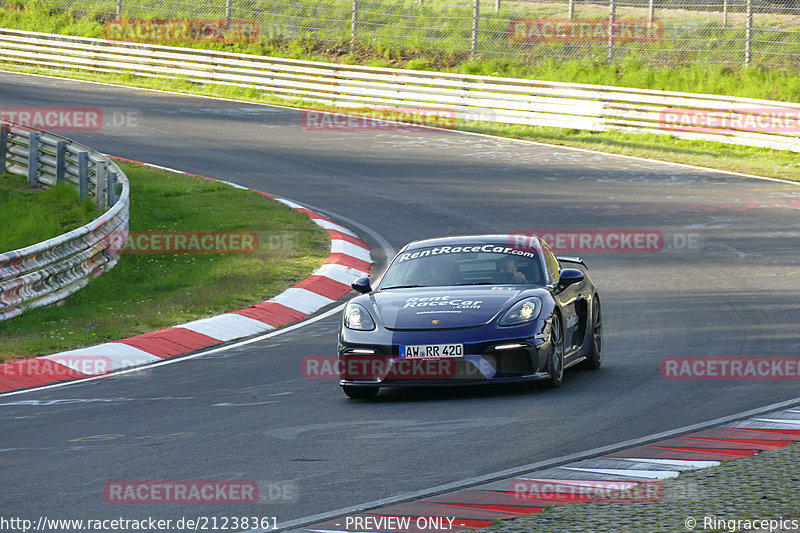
{"left": 337, "top": 235, "right": 602, "bottom": 398}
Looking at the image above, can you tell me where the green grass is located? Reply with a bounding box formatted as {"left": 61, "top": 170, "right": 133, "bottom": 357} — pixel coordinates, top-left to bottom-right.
{"left": 0, "top": 173, "right": 96, "bottom": 252}
{"left": 3, "top": 0, "right": 800, "bottom": 101}
{"left": 0, "top": 161, "right": 330, "bottom": 356}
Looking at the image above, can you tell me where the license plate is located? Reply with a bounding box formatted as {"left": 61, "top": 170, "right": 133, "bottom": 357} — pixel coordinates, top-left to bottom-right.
{"left": 400, "top": 343, "right": 464, "bottom": 359}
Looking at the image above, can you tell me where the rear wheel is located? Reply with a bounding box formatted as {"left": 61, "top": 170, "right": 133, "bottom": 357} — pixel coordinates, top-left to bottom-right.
{"left": 342, "top": 385, "right": 379, "bottom": 399}
{"left": 546, "top": 313, "right": 565, "bottom": 388}
{"left": 583, "top": 296, "right": 603, "bottom": 370}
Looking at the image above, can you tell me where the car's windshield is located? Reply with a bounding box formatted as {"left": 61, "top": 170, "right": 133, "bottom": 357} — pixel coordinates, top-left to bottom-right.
{"left": 380, "top": 244, "right": 544, "bottom": 288}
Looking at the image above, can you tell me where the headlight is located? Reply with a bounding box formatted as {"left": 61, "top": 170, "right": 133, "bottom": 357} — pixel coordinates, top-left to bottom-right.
{"left": 499, "top": 297, "right": 543, "bottom": 326}
{"left": 343, "top": 302, "right": 376, "bottom": 331}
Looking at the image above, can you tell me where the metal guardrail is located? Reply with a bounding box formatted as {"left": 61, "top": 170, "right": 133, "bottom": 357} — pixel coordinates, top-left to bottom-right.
{"left": 0, "top": 28, "right": 798, "bottom": 152}
{"left": 0, "top": 125, "right": 130, "bottom": 321}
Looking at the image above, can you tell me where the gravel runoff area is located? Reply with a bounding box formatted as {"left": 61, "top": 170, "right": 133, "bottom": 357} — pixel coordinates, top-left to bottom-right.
{"left": 487, "top": 443, "right": 800, "bottom": 533}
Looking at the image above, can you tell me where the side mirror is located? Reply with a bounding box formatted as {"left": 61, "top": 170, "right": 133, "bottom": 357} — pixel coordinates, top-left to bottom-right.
{"left": 351, "top": 276, "right": 372, "bottom": 294}
{"left": 558, "top": 268, "right": 584, "bottom": 288}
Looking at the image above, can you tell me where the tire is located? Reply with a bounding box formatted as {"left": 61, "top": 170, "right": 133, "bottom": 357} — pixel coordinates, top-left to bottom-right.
{"left": 583, "top": 296, "right": 603, "bottom": 370}
{"left": 342, "top": 385, "right": 379, "bottom": 399}
{"left": 546, "top": 313, "right": 565, "bottom": 388}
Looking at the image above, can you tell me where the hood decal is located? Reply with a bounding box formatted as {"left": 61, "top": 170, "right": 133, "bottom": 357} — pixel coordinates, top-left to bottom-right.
{"left": 372, "top": 287, "right": 525, "bottom": 330}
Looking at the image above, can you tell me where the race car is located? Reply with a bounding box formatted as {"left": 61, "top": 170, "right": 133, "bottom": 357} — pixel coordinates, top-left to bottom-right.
{"left": 337, "top": 234, "right": 602, "bottom": 399}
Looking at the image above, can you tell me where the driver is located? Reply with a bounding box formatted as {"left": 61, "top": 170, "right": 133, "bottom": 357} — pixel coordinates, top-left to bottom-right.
{"left": 496, "top": 256, "right": 527, "bottom": 283}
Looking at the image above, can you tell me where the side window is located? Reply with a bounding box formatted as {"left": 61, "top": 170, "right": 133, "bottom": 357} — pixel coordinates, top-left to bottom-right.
{"left": 543, "top": 246, "right": 560, "bottom": 283}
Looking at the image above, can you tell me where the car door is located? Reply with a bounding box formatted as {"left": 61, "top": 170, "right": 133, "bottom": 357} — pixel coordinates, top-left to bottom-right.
{"left": 543, "top": 245, "right": 582, "bottom": 354}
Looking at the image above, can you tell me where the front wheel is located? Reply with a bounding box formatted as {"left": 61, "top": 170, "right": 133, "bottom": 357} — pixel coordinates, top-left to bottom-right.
{"left": 342, "top": 385, "right": 379, "bottom": 399}
{"left": 546, "top": 313, "right": 565, "bottom": 388}
{"left": 583, "top": 296, "right": 603, "bottom": 370}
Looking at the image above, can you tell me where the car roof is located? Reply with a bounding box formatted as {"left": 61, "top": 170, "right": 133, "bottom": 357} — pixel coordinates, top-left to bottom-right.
{"left": 402, "top": 234, "right": 544, "bottom": 252}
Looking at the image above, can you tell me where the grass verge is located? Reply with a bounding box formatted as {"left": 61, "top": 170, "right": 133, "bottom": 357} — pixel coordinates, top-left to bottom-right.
{"left": 0, "top": 173, "right": 96, "bottom": 252}
{"left": 0, "top": 161, "right": 330, "bottom": 357}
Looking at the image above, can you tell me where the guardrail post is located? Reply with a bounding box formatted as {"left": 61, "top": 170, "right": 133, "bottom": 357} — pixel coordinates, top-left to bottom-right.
{"left": 351, "top": 0, "right": 358, "bottom": 46}
{"left": 27, "top": 132, "right": 39, "bottom": 186}
{"left": 56, "top": 141, "right": 66, "bottom": 184}
{"left": 95, "top": 160, "right": 108, "bottom": 210}
{"left": 107, "top": 170, "right": 118, "bottom": 207}
{"left": 745, "top": 0, "right": 752, "bottom": 65}
{"left": 608, "top": 0, "right": 616, "bottom": 63}
{"left": 471, "top": 0, "right": 480, "bottom": 59}
{"left": 78, "top": 152, "right": 89, "bottom": 202}
{"left": 0, "top": 125, "right": 8, "bottom": 174}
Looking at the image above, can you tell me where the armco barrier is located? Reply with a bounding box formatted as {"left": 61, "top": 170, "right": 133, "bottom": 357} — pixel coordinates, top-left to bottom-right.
{"left": 0, "top": 125, "right": 130, "bottom": 321}
{"left": 0, "top": 28, "right": 799, "bottom": 152}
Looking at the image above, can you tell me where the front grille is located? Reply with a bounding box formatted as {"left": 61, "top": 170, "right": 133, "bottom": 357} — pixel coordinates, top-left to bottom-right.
{"left": 484, "top": 348, "right": 533, "bottom": 377}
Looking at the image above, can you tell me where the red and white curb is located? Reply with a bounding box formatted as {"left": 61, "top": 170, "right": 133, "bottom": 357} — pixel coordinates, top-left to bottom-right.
{"left": 301, "top": 407, "right": 800, "bottom": 532}
{"left": 0, "top": 158, "right": 371, "bottom": 392}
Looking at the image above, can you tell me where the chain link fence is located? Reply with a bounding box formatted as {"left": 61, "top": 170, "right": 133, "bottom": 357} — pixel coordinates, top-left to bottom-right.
{"left": 11, "top": 0, "right": 800, "bottom": 66}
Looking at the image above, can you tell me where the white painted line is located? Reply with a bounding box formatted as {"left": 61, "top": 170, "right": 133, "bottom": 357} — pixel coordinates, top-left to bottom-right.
{"left": 331, "top": 240, "right": 371, "bottom": 262}
{"left": 264, "top": 394, "right": 800, "bottom": 532}
{"left": 0, "top": 303, "right": 347, "bottom": 398}
{"left": 270, "top": 288, "right": 336, "bottom": 315}
{"left": 41, "top": 343, "right": 161, "bottom": 373}
{"left": 178, "top": 313, "right": 273, "bottom": 341}
{"left": 612, "top": 458, "right": 720, "bottom": 469}
{"left": 560, "top": 467, "right": 680, "bottom": 480}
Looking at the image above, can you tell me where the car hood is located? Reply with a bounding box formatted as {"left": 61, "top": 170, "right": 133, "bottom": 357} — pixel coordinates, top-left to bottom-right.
{"left": 369, "top": 286, "right": 528, "bottom": 330}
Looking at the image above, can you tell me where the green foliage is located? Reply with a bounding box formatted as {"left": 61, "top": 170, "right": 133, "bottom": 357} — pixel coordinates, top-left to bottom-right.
{"left": 0, "top": 163, "right": 329, "bottom": 356}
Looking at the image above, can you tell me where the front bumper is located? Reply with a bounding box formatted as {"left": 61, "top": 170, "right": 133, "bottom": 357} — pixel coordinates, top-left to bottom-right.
{"left": 338, "top": 325, "right": 552, "bottom": 387}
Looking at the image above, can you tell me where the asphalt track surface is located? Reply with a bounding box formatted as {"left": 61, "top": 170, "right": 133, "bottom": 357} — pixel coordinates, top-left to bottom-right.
{"left": 1, "top": 71, "right": 800, "bottom": 529}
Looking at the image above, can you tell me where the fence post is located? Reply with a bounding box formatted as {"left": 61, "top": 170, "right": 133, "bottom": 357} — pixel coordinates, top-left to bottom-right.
{"left": 351, "top": 0, "right": 358, "bottom": 46}
{"left": 495, "top": 0, "right": 500, "bottom": 14}
{"left": 568, "top": 0, "right": 575, "bottom": 19}
{"left": 608, "top": 0, "right": 616, "bottom": 62}
{"left": 107, "top": 171, "right": 118, "bottom": 207}
{"left": 471, "top": 0, "right": 480, "bottom": 59}
{"left": 226, "top": 0, "right": 232, "bottom": 22}
{"left": 745, "top": 0, "right": 752, "bottom": 65}
{"left": 78, "top": 152, "right": 89, "bottom": 202}
{"left": 56, "top": 141, "right": 66, "bottom": 184}
{"left": 116, "top": 0, "right": 122, "bottom": 17}
{"left": 648, "top": 0, "right": 654, "bottom": 26}
{"left": 27, "top": 132, "right": 39, "bottom": 186}
{"left": 723, "top": 0, "right": 728, "bottom": 28}
{"left": 0, "top": 125, "right": 8, "bottom": 174}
